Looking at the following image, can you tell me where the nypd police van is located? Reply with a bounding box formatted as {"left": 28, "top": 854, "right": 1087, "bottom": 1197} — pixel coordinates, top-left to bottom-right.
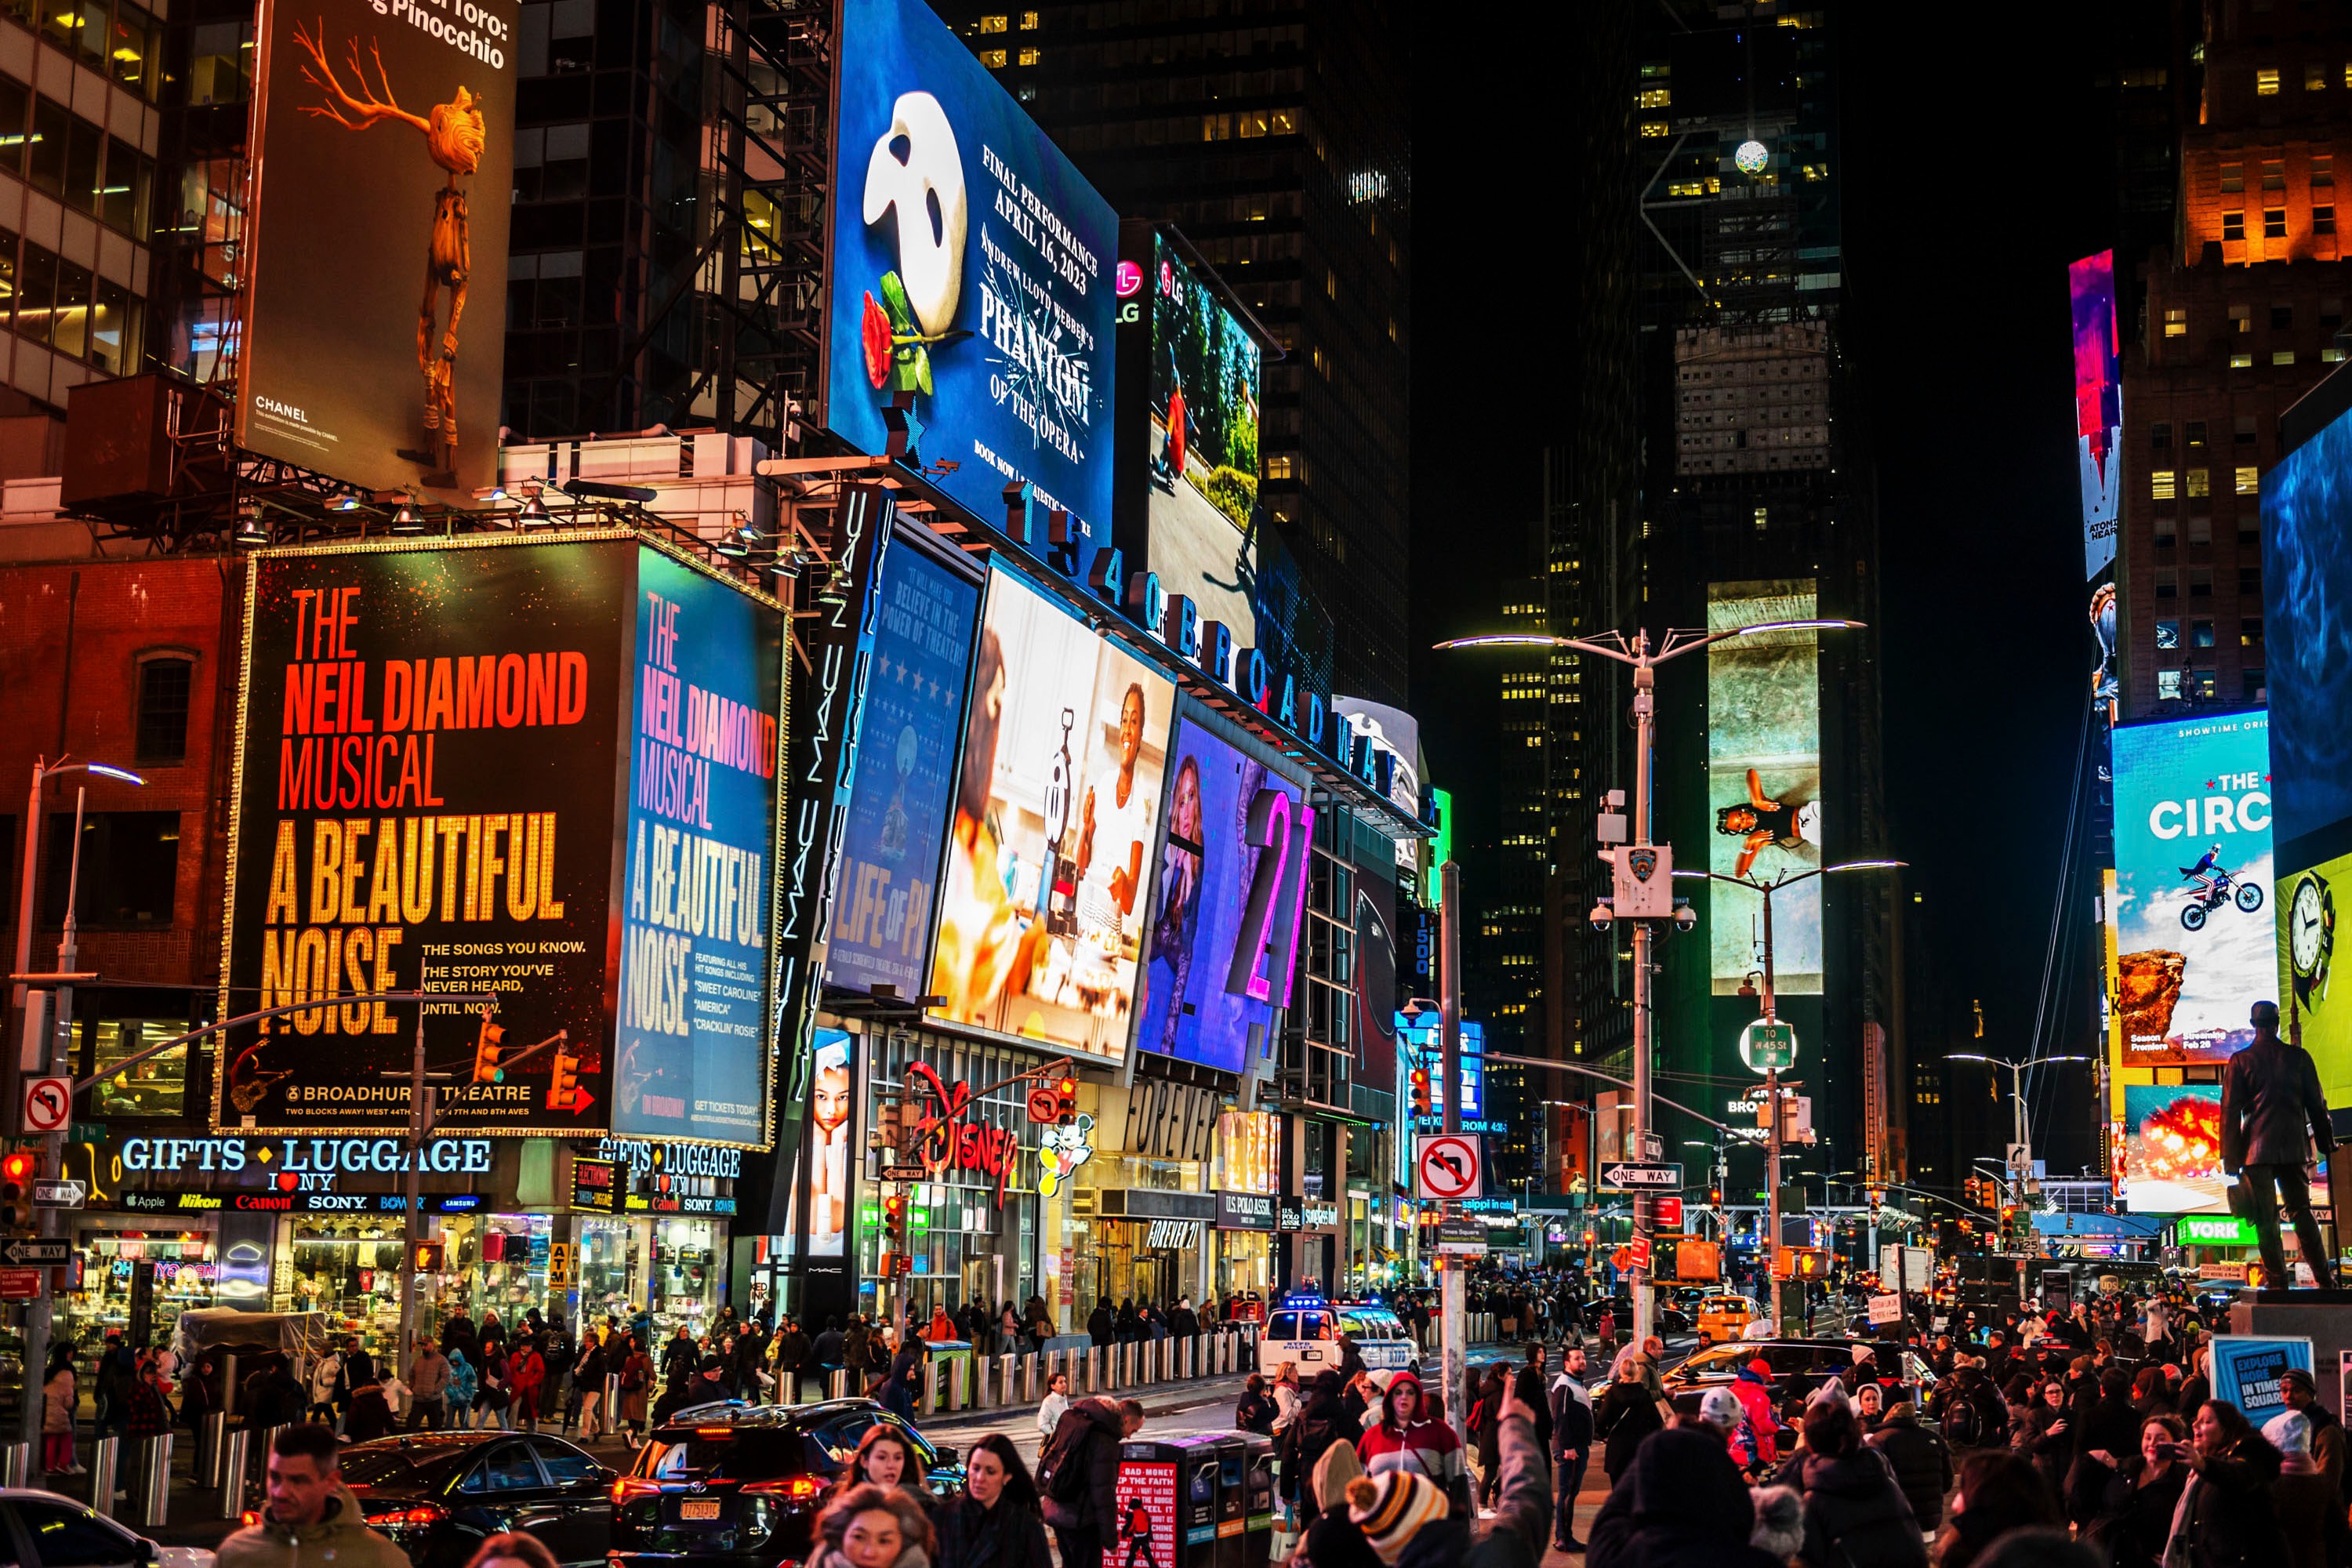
{"left": 1257, "top": 1293, "right": 1419, "bottom": 1377}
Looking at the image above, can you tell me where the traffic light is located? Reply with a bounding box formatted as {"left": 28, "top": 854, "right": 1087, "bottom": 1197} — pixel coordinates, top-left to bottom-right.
{"left": 472, "top": 1018, "right": 506, "bottom": 1083}
{"left": 1054, "top": 1073, "right": 1078, "bottom": 1126}
{"left": 546, "top": 1047, "right": 586, "bottom": 1113}
{"left": 883, "top": 1192, "right": 909, "bottom": 1243}
{"left": 1410, "top": 1068, "right": 1431, "bottom": 1119}
{"left": 0, "top": 1152, "right": 34, "bottom": 1231}
{"left": 1708, "top": 1185, "right": 1723, "bottom": 1207}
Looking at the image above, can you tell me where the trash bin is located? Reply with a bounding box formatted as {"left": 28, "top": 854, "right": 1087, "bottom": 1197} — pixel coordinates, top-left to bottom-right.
{"left": 1207, "top": 1436, "right": 1250, "bottom": 1568}
{"left": 1115, "top": 1434, "right": 1229, "bottom": 1568}
{"left": 1232, "top": 1432, "right": 1276, "bottom": 1568}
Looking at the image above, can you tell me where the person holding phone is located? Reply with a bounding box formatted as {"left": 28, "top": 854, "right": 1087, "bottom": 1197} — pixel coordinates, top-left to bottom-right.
{"left": 2164, "top": 1400, "right": 2291, "bottom": 1568}
{"left": 2084, "top": 1413, "right": 2188, "bottom": 1568}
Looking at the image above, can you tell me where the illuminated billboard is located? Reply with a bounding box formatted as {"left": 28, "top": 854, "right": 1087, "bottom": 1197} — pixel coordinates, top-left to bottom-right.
{"left": 928, "top": 567, "right": 1174, "bottom": 1058}
{"left": 2263, "top": 404, "right": 2352, "bottom": 1103}
{"left": 1125, "top": 230, "right": 1264, "bottom": 648}
{"left": 1131, "top": 714, "right": 1309, "bottom": 1075}
{"left": 239, "top": 0, "right": 516, "bottom": 496}
{"left": 784, "top": 1027, "right": 855, "bottom": 1258}
{"left": 2071, "top": 251, "right": 2123, "bottom": 579}
{"left": 1398, "top": 1012, "right": 1483, "bottom": 1120}
{"left": 2110, "top": 713, "right": 2273, "bottom": 1064}
{"left": 827, "top": 0, "right": 1116, "bottom": 537}
{"left": 1708, "top": 581, "right": 1823, "bottom": 994}
{"left": 822, "top": 541, "right": 982, "bottom": 1000}
{"left": 217, "top": 535, "right": 786, "bottom": 1142}
{"left": 2122, "top": 1083, "right": 2227, "bottom": 1215}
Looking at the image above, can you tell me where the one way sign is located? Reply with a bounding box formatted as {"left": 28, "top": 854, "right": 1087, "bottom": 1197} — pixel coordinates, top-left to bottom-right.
{"left": 1599, "top": 1162, "right": 1682, "bottom": 1191}
{"left": 0, "top": 1240, "right": 66, "bottom": 1265}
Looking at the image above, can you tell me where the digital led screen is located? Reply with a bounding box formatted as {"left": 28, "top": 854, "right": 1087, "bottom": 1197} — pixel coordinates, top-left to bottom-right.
{"left": 1708, "top": 580, "right": 1823, "bottom": 994}
{"left": 218, "top": 536, "right": 784, "bottom": 1143}
{"left": 822, "top": 543, "right": 981, "bottom": 999}
{"left": 1398, "top": 1013, "right": 1483, "bottom": 1119}
{"left": 1137, "top": 232, "right": 1263, "bottom": 648}
{"left": 2071, "top": 250, "right": 2122, "bottom": 579}
{"left": 929, "top": 568, "right": 1175, "bottom": 1058}
{"left": 1131, "top": 715, "right": 1308, "bottom": 1074}
{"left": 2111, "top": 713, "right": 2273, "bottom": 1065}
{"left": 239, "top": 0, "right": 515, "bottom": 498}
{"left": 614, "top": 549, "right": 786, "bottom": 1144}
{"left": 783, "top": 1027, "right": 855, "bottom": 1258}
{"left": 828, "top": 0, "right": 1116, "bottom": 538}
{"left": 2122, "top": 1083, "right": 2228, "bottom": 1216}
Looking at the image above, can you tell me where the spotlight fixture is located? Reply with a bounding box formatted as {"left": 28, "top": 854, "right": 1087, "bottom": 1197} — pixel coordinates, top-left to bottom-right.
{"left": 331, "top": 492, "right": 361, "bottom": 512}
{"left": 711, "top": 528, "right": 750, "bottom": 560}
{"left": 390, "top": 503, "right": 425, "bottom": 535}
{"left": 233, "top": 513, "right": 270, "bottom": 548}
{"left": 516, "top": 491, "right": 553, "bottom": 528}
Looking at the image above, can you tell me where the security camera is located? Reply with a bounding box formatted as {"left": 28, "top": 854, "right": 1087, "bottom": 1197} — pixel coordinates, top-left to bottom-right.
{"left": 1589, "top": 902, "right": 1614, "bottom": 933}
{"left": 1674, "top": 900, "right": 1697, "bottom": 932}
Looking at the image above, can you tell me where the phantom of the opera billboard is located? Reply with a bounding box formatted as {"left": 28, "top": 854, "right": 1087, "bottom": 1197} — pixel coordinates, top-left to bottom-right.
{"left": 216, "top": 535, "right": 786, "bottom": 1145}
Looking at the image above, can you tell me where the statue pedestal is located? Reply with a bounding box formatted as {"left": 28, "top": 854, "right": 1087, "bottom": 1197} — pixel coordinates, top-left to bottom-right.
{"left": 2228, "top": 1292, "right": 2352, "bottom": 1392}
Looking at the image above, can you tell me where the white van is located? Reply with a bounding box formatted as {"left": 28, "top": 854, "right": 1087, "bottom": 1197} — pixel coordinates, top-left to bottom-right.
{"left": 1256, "top": 1295, "right": 1418, "bottom": 1377}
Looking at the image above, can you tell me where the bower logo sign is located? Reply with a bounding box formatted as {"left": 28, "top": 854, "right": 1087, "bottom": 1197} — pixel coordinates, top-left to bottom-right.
{"left": 218, "top": 536, "right": 786, "bottom": 1143}
{"left": 240, "top": 0, "right": 517, "bottom": 496}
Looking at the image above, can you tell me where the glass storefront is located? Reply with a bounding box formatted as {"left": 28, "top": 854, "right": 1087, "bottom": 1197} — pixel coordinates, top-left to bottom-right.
{"left": 421, "top": 1214, "right": 555, "bottom": 1341}
{"left": 649, "top": 1216, "right": 720, "bottom": 1335}
{"left": 66, "top": 1225, "right": 218, "bottom": 1345}
{"left": 285, "top": 1214, "right": 407, "bottom": 1343}
{"left": 85, "top": 1018, "right": 191, "bottom": 1119}
{"left": 1215, "top": 1229, "right": 1272, "bottom": 1303}
{"left": 1069, "top": 1215, "right": 1205, "bottom": 1319}
{"left": 572, "top": 1215, "right": 642, "bottom": 1332}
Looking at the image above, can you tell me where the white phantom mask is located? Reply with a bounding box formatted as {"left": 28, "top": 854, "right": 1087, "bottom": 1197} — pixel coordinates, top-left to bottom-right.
{"left": 862, "top": 90, "right": 967, "bottom": 337}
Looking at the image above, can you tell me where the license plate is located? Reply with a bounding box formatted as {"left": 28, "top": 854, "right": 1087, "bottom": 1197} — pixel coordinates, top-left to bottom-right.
{"left": 679, "top": 1501, "right": 721, "bottom": 1521}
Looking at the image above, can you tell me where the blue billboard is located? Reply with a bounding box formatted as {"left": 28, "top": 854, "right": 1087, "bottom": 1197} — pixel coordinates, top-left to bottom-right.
{"left": 829, "top": 0, "right": 1116, "bottom": 540}
{"left": 2110, "top": 713, "right": 2272, "bottom": 1064}
{"left": 823, "top": 543, "right": 982, "bottom": 999}
{"left": 1132, "top": 714, "right": 1310, "bottom": 1074}
{"left": 614, "top": 547, "right": 786, "bottom": 1144}
{"left": 1397, "top": 1012, "right": 1483, "bottom": 1120}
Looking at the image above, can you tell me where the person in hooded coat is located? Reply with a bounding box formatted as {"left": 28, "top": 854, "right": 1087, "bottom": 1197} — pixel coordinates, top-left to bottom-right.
{"left": 1791, "top": 1397, "right": 1925, "bottom": 1568}
{"left": 1341, "top": 1392, "right": 1551, "bottom": 1568}
{"left": 1585, "top": 1426, "right": 1787, "bottom": 1568}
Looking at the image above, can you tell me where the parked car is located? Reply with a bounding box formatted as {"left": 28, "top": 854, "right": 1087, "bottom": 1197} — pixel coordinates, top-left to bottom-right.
{"left": 1603, "top": 1338, "right": 1939, "bottom": 1417}
{"left": 325, "top": 1432, "right": 615, "bottom": 1568}
{"left": 608, "top": 1400, "right": 962, "bottom": 1568}
{"left": 2, "top": 1487, "right": 216, "bottom": 1568}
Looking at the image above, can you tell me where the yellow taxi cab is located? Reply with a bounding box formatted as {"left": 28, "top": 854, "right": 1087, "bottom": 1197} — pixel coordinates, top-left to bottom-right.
{"left": 1694, "top": 1293, "right": 1759, "bottom": 1345}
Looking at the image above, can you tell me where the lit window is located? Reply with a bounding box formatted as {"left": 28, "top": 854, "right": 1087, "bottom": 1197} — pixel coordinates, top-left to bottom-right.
{"left": 2195, "top": 670, "right": 2219, "bottom": 699}
{"left": 2326, "top": 347, "right": 2347, "bottom": 361}
{"left": 1640, "top": 121, "right": 1669, "bottom": 138}
{"left": 1326, "top": 268, "right": 1337, "bottom": 299}
{"left": 2187, "top": 468, "right": 2211, "bottom": 498}
{"left": 2225, "top": 210, "right": 2247, "bottom": 242}
{"left": 1638, "top": 87, "right": 1671, "bottom": 109}
{"left": 1311, "top": 346, "right": 1330, "bottom": 377}
{"left": 1019, "top": 9, "right": 1039, "bottom": 25}
{"left": 1264, "top": 454, "right": 1293, "bottom": 481}
{"left": 1017, "top": 46, "right": 1040, "bottom": 64}
{"left": 2274, "top": 348, "right": 2297, "bottom": 365}
{"left": 2232, "top": 351, "right": 2254, "bottom": 368}
{"left": 2259, "top": 67, "right": 2281, "bottom": 95}
{"left": 2223, "top": 163, "right": 2245, "bottom": 193}
{"left": 2237, "top": 466, "right": 2260, "bottom": 495}
{"left": 2266, "top": 207, "right": 2288, "bottom": 238}
{"left": 2158, "top": 670, "right": 2184, "bottom": 700}
{"left": 2193, "top": 619, "right": 2217, "bottom": 649}
{"left": 2186, "top": 420, "right": 2207, "bottom": 448}
{"left": 2151, "top": 470, "right": 2177, "bottom": 500}
{"left": 2165, "top": 307, "right": 2188, "bottom": 336}
{"left": 2156, "top": 619, "right": 2180, "bottom": 651}
{"left": 2311, "top": 63, "right": 2331, "bottom": 89}
{"left": 1754, "top": 505, "right": 1769, "bottom": 532}
{"left": 978, "top": 13, "right": 1007, "bottom": 31}
{"left": 980, "top": 47, "right": 1007, "bottom": 67}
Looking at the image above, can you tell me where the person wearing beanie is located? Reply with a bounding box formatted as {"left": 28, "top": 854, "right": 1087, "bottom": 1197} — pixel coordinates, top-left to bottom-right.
{"left": 2279, "top": 1367, "right": 2348, "bottom": 1493}
{"left": 1751, "top": 1484, "right": 1805, "bottom": 1564}
{"left": 2262, "top": 1407, "right": 2350, "bottom": 1568}
{"left": 1733, "top": 1359, "right": 1780, "bottom": 1469}
{"left": 1584, "top": 1427, "right": 1784, "bottom": 1568}
{"left": 1341, "top": 1383, "right": 1549, "bottom": 1568}
{"left": 1344, "top": 1472, "right": 1448, "bottom": 1565}
{"left": 1696, "top": 1386, "right": 1755, "bottom": 1468}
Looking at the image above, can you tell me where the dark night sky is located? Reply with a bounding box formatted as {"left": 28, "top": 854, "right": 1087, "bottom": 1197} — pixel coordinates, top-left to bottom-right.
{"left": 1409, "top": 7, "right": 2129, "bottom": 1170}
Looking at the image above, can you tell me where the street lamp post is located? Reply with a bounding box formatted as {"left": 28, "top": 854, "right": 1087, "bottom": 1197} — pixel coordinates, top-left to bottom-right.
{"left": 1437, "top": 616, "right": 1861, "bottom": 1348}
{"left": 7, "top": 756, "right": 144, "bottom": 1453}
{"left": 1944, "top": 1052, "right": 2092, "bottom": 1197}
{"left": 1675, "top": 860, "right": 1902, "bottom": 1330}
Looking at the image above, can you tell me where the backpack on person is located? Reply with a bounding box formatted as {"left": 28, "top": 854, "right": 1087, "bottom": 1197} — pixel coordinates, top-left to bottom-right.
{"left": 1941, "top": 1388, "right": 1983, "bottom": 1447}
{"left": 1037, "top": 1406, "right": 1098, "bottom": 1505}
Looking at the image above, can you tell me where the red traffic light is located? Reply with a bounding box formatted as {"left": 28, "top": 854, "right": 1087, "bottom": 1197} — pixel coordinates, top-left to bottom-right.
{"left": 0, "top": 1153, "right": 35, "bottom": 1185}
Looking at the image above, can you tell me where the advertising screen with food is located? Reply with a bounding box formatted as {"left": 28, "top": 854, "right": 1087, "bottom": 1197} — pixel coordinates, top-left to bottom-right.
{"left": 827, "top": 0, "right": 1116, "bottom": 536}
{"left": 927, "top": 567, "right": 1174, "bottom": 1058}
{"left": 1131, "top": 715, "right": 1308, "bottom": 1074}
{"left": 240, "top": 0, "right": 517, "bottom": 496}
{"left": 1708, "top": 580, "right": 1824, "bottom": 995}
{"left": 2111, "top": 713, "right": 2272, "bottom": 1065}
{"left": 2122, "top": 1083, "right": 2228, "bottom": 1215}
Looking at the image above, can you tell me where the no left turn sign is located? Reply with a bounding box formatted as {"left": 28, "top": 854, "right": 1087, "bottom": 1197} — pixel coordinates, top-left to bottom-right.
{"left": 20, "top": 1077, "right": 68, "bottom": 1135}
{"left": 1415, "top": 1134, "right": 1483, "bottom": 1200}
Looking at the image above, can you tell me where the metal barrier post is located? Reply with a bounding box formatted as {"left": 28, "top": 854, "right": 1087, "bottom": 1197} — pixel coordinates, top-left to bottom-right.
{"left": 1116, "top": 1341, "right": 1129, "bottom": 1387}
{"left": 137, "top": 1435, "right": 172, "bottom": 1529}
{"left": 89, "top": 1436, "right": 119, "bottom": 1519}
{"left": 198, "top": 1410, "right": 227, "bottom": 1488}
{"left": 1022, "top": 1353, "right": 1037, "bottom": 1403}
{"left": 1086, "top": 1346, "right": 1100, "bottom": 1393}
{"left": 1000, "top": 1354, "right": 1018, "bottom": 1408}
{"left": 604, "top": 1374, "right": 621, "bottom": 1432}
{"left": 922, "top": 1361, "right": 940, "bottom": 1416}
{"left": 0, "top": 1440, "right": 27, "bottom": 1486}
{"left": 829, "top": 1369, "right": 850, "bottom": 1399}
{"left": 219, "top": 1427, "right": 250, "bottom": 1520}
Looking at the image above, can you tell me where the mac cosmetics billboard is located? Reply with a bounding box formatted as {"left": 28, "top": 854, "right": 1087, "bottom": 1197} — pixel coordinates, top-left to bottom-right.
{"left": 217, "top": 536, "right": 785, "bottom": 1144}
{"left": 239, "top": 0, "right": 517, "bottom": 496}
{"left": 828, "top": 0, "right": 1116, "bottom": 537}
{"left": 1131, "top": 713, "right": 1309, "bottom": 1075}
{"left": 928, "top": 567, "right": 1174, "bottom": 1058}
{"left": 2110, "top": 713, "right": 2273, "bottom": 1065}
{"left": 1708, "top": 580, "right": 1824, "bottom": 994}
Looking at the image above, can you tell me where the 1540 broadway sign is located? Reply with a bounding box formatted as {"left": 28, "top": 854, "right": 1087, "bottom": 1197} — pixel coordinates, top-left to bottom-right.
{"left": 216, "top": 535, "right": 786, "bottom": 1143}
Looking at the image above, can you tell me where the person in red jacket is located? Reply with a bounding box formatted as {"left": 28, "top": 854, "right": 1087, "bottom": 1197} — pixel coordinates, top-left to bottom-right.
{"left": 1356, "top": 1375, "right": 1463, "bottom": 1491}
{"left": 506, "top": 1340, "right": 546, "bottom": 1434}
{"left": 1732, "top": 1359, "right": 1780, "bottom": 1470}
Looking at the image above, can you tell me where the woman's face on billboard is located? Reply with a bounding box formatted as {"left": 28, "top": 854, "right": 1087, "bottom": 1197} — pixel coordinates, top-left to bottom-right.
{"left": 814, "top": 1063, "right": 851, "bottom": 1134}
{"left": 1174, "top": 762, "right": 1200, "bottom": 838}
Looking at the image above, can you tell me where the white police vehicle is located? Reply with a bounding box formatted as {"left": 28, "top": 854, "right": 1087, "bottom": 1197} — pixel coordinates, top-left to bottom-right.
{"left": 1256, "top": 1293, "right": 1419, "bottom": 1377}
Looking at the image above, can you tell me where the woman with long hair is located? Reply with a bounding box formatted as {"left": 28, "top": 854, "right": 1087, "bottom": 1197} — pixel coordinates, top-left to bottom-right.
{"left": 2084, "top": 1413, "right": 2189, "bottom": 1568}
{"left": 1595, "top": 1352, "right": 1662, "bottom": 1488}
{"left": 826, "top": 1423, "right": 932, "bottom": 1512}
{"left": 935, "top": 1435, "right": 1047, "bottom": 1568}
{"left": 808, "top": 1483, "right": 936, "bottom": 1568}
{"left": 615, "top": 1332, "right": 654, "bottom": 1449}
{"left": 1355, "top": 1375, "right": 1461, "bottom": 1491}
{"left": 2169, "top": 1399, "right": 2290, "bottom": 1568}
{"left": 461, "top": 1533, "right": 560, "bottom": 1568}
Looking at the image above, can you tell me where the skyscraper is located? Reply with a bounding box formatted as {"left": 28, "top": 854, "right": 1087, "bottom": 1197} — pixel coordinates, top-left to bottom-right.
{"left": 929, "top": 0, "right": 1410, "bottom": 706}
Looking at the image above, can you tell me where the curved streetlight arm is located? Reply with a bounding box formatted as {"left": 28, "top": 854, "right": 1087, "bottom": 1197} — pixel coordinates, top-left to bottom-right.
{"left": 58, "top": 989, "right": 501, "bottom": 1093}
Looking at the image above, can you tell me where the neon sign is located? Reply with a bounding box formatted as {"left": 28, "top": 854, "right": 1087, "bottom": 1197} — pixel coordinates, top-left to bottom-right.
{"left": 906, "top": 1062, "right": 1022, "bottom": 1201}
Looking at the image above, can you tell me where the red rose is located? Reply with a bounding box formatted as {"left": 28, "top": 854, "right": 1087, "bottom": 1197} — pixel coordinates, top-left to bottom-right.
{"left": 862, "top": 291, "right": 893, "bottom": 389}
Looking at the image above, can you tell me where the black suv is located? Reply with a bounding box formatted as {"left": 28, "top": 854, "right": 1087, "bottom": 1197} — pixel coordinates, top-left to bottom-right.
{"left": 608, "top": 1401, "right": 962, "bottom": 1568}
{"left": 334, "top": 1432, "right": 618, "bottom": 1567}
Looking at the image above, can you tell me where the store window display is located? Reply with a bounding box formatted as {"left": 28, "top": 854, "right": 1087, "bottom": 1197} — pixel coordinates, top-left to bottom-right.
{"left": 573, "top": 1217, "right": 641, "bottom": 1328}
{"left": 425, "top": 1215, "right": 554, "bottom": 1342}
{"left": 66, "top": 1229, "right": 216, "bottom": 1344}
{"left": 650, "top": 1218, "right": 716, "bottom": 1335}
{"left": 285, "top": 1216, "right": 405, "bottom": 1341}
{"left": 86, "top": 1019, "right": 189, "bottom": 1118}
